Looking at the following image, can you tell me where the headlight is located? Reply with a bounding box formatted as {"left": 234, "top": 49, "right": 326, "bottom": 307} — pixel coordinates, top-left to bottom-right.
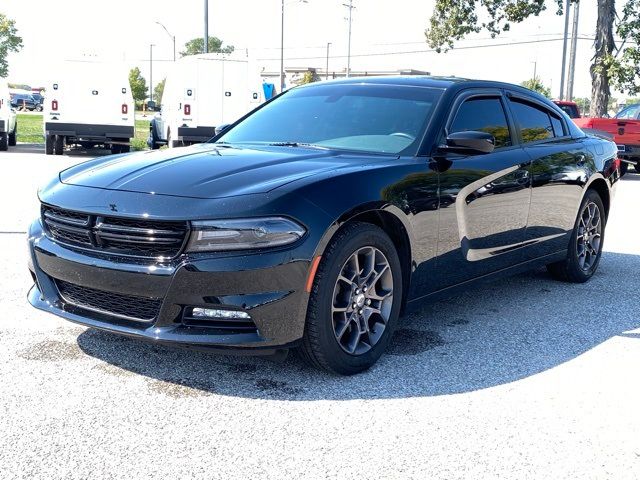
{"left": 186, "top": 217, "right": 306, "bottom": 252}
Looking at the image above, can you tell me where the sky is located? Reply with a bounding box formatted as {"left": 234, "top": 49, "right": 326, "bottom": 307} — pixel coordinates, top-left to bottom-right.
{"left": 2, "top": 0, "right": 611, "bottom": 100}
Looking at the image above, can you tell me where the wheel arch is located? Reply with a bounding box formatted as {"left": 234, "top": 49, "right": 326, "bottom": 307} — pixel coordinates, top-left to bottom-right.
{"left": 585, "top": 176, "right": 611, "bottom": 219}
{"left": 313, "top": 204, "right": 415, "bottom": 314}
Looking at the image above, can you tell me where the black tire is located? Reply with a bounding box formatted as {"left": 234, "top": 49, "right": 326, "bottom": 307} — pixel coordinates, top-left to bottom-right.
{"left": 45, "top": 134, "right": 54, "bottom": 155}
{"left": 53, "top": 135, "right": 64, "bottom": 155}
{"left": 0, "top": 132, "right": 7, "bottom": 151}
{"left": 299, "top": 222, "right": 403, "bottom": 375}
{"left": 635, "top": 163, "right": 640, "bottom": 174}
{"left": 547, "top": 189, "right": 606, "bottom": 283}
{"left": 620, "top": 161, "right": 628, "bottom": 177}
{"left": 110, "top": 144, "right": 121, "bottom": 154}
{"left": 8, "top": 122, "right": 17, "bottom": 146}
{"left": 120, "top": 144, "right": 130, "bottom": 153}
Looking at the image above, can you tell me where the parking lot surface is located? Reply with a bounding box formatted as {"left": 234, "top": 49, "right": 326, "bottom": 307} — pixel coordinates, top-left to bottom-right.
{"left": 1, "top": 144, "right": 639, "bottom": 479}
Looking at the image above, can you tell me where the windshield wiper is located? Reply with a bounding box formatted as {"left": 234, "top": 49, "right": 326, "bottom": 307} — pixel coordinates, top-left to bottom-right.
{"left": 267, "top": 142, "right": 327, "bottom": 149}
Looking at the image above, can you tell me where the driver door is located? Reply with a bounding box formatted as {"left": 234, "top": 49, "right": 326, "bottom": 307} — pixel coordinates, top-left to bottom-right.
{"left": 432, "top": 91, "right": 532, "bottom": 288}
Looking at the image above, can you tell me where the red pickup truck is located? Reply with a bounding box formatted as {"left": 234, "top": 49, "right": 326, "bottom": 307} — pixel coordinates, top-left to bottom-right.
{"left": 556, "top": 101, "right": 640, "bottom": 176}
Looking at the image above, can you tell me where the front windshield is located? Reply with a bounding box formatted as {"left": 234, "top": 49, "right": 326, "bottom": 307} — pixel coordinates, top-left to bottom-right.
{"left": 216, "top": 83, "right": 443, "bottom": 155}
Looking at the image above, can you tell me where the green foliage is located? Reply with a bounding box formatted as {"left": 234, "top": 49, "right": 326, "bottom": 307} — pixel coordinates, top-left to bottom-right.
{"left": 154, "top": 78, "right": 166, "bottom": 105}
{"left": 180, "top": 37, "right": 234, "bottom": 57}
{"left": 128, "top": 67, "right": 148, "bottom": 103}
{"left": 573, "top": 97, "right": 591, "bottom": 115}
{"left": 0, "top": 13, "right": 23, "bottom": 77}
{"left": 425, "top": 0, "right": 564, "bottom": 53}
{"left": 520, "top": 77, "right": 551, "bottom": 98}
{"left": 298, "top": 71, "right": 318, "bottom": 85}
{"left": 606, "top": 0, "right": 640, "bottom": 95}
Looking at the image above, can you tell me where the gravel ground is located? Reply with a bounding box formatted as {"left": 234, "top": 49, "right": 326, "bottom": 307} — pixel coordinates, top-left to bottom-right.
{"left": 1, "top": 145, "right": 639, "bottom": 479}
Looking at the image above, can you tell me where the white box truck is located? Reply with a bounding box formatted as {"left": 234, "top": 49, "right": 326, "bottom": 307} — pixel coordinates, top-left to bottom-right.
{"left": 148, "top": 54, "right": 264, "bottom": 148}
{"left": 0, "top": 80, "right": 17, "bottom": 151}
{"left": 43, "top": 61, "right": 134, "bottom": 155}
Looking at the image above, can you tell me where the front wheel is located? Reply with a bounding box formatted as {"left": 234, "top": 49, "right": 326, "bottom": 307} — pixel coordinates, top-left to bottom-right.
{"left": 0, "top": 132, "right": 8, "bottom": 151}
{"left": 547, "top": 189, "right": 605, "bottom": 283}
{"left": 300, "top": 222, "right": 403, "bottom": 375}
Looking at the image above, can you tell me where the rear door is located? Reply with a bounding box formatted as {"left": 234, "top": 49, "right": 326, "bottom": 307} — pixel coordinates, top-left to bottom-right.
{"left": 195, "top": 59, "right": 223, "bottom": 128}
{"left": 221, "top": 59, "right": 249, "bottom": 124}
{"left": 508, "top": 94, "right": 589, "bottom": 259}
{"left": 434, "top": 90, "right": 532, "bottom": 287}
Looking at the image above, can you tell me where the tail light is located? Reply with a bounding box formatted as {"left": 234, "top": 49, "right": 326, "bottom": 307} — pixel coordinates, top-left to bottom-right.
{"left": 184, "top": 104, "right": 191, "bottom": 116}
{"left": 122, "top": 104, "right": 128, "bottom": 114}
{"left": 51, "top": 100, "right": 58, "bottom": 111}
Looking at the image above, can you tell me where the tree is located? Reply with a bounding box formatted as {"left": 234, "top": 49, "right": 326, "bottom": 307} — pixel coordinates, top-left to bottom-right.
{"left": 154, "top": 78, "right": 166, "bottom": 105}
{"left": 0, "top": 13, "right": 23, "bottom": 78}
{"left": 128, "top": 67, "right": 148, "bottom": 104}
{"left": 520, "top": 77, "right": 551, "bottom": 98}
{"left": 424, "top": 0, "right": 640, "bottom": 118}
{"left": 180, "top": 37, "right": 234, "bottom": 57}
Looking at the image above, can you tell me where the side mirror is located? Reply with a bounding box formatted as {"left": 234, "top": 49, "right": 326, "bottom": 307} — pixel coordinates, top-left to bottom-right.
{"left": 215, "top": 124, "right": 231, "bottom": 136}
{"left": 444, "top": 131, "right": 495, "bottom": 154}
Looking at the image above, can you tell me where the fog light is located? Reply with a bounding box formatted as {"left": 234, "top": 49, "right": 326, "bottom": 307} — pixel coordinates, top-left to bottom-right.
{"left": 191, "top": 307, "right": 250, "bottom": 320}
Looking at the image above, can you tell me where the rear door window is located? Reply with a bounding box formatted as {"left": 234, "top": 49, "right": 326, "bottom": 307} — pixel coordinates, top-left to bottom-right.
{"left": 449, "top": 97, "right": 512, "bottom": 149}
{"left": 509, "top": 99, "right": 557, "bottom": 143}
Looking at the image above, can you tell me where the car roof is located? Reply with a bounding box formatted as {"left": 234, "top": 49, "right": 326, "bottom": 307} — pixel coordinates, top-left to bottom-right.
{"left": 300, "top": 75, "right": 553, "bottom": 102}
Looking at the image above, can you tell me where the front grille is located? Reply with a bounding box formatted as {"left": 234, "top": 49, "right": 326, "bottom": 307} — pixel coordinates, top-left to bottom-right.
{"left": 42, "top": 205, "right": 188, "bottom": 259}
{"left": 55, "top": 279, "right": 162, "bottom": 321}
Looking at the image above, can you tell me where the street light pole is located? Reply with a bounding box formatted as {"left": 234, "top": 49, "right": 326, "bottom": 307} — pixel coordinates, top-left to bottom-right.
{"left": 156, "top": 21, "right": 176, "bottom": 62}
{"left": 326, "top": 42, "right": 332, "bottom": 80}
{"left": 204, "top": 0, "right": 209, "bottom": 53}
{"left": 149, "top": 44, "right": 155, "bottom": 105}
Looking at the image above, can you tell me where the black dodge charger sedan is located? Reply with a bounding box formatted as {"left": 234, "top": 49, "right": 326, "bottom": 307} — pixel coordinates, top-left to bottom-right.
{"left": 28, "top": 77, "right": 619, "bottom": 375}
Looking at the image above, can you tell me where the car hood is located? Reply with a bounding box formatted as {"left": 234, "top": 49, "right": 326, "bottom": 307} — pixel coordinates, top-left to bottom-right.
{"left": 60, "top": 143, "right": 383, "bottom": 199}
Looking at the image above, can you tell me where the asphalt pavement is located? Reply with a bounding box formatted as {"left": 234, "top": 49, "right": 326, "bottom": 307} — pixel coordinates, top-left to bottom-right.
{"left": 0, "top": 144, "right": 639, "bottom": 479}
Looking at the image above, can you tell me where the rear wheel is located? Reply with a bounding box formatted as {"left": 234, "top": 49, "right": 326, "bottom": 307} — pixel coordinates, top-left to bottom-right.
{"left": 300, "top": 222, "right": 403, "bottom": 375}
{"left": 8, "top": 122, "right": 17, "bottom": 146}
{"left": 547, "top": 189, "right": 605, "bottom": 283}
{"left": 635, "top": 163, "right": 640, "bottom": 174}
{"left": 0, "top": 132, "right": 8, "bottom": 151}
{"left": 53, "top": 135, "right": 64, "bottom": 155}
{"left": 45, "top": 134, "right": 54, "bottom": 155}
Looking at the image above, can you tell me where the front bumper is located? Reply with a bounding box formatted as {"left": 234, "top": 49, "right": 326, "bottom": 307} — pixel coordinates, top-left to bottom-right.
{"left": 27, "top": 218, "right": 311, "bottom": 352}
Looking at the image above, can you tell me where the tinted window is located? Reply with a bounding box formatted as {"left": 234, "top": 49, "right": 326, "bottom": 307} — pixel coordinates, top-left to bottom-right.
{"left": 615, "top": 104, "right": 640, "bottom": 119}
{"left": 218, "top": 84, "right": 442, "bottom": 155}
{"left": 450, "top": 97, "right": 511, "bottom": 148}
{"left": 550, "top": 113, "right": 565, "bottom": 137}
{"left": 557, "top": 104, "right": 580, "bottom": 118}
{"left": 510, "top": 100, "right": 554, "bottom": 143}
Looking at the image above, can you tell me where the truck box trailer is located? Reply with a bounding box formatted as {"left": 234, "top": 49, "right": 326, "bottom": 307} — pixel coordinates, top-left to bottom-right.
{"left": 44, "top": 61, "right": 134, "bottom": 155}
{"left": 149, "top": 54, "right": 264, "bottom": 148}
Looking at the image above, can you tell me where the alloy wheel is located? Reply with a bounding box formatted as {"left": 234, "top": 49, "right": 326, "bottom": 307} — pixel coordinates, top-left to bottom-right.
{"left": 331, "top": 246, "right": 394, "bottom": 355}
{"left": 576, "top": 201, "right": 602, "bottom": 271}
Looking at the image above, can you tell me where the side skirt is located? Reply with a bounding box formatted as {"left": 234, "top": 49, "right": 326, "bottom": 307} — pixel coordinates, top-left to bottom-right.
{"left": 404, "top": 250, "right": 567, "bottom": 314}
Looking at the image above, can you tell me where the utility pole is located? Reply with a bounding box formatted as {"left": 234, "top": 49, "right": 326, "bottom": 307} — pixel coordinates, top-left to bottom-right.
{"left": 204, "top": 0, "right": 209, "bottom": 53}
{"left": 149, "top": 44, "right": 155, "bottom": 104}
{"left": 532, "top": 61, "right": 537, "bottom": 80}
{"left": 559, "top": 0, "right": 571, "bottom": 100}
{"left": 343, "top": 0, "right": 355, "bottom": 77}
{"left": 280, "top": 0, "right": 285, "bottom": 92}
{"left": 326, "top": 42, "right": 332, "bottom": 80}
{"left": 567, "top": 1, "right": 580, "bottom": 101}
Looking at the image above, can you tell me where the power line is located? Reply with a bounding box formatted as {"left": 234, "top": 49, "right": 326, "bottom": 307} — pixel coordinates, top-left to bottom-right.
{"left": 255, "top": 36, "right": 596, "bottom": 62}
